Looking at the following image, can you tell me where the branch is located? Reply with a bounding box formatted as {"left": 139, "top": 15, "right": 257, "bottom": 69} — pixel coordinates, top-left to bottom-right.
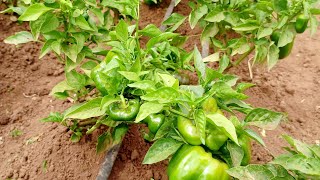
{"left": 201, "top": 40, "right": 210, "bottom": 58}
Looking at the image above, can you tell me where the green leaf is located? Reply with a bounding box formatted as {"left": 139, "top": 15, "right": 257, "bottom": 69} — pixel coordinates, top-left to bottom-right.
{"left": 158, "top": 73, "right": 178, "bottom": 87}
{"left": 40, "top": 112, "right": 64, "bottom": 123}
{"left": 180, "top": 85, "right": 204, "bottom": 99}
{"left": 203, "top": 52, "right": 219, "bottom": 63}
{"left": 71, "top": 132, "right": 82, "bottom": 143}
{"left": 218, "top": 55, "right": 230, "bottom": 73}
{"left": 96, "top": 132, "right": 111, "bottom": 153}
{"left": 73, "top": 33, "right": 86, "bottom": 54}
{"left": 273, "top": 0, "right": 288, "bottom": 13}
{"left": 141, "top": 87, "right": 179, "bottom": 104}
{"left": 282, "top": 135, "right": 313, "bottom": 157}
{"left": 100, "top": 96, "right": 120, "bottom": 111}
{"left": 112, "top": 124, "right": 128, "bottom": 145}
{"left": 244, "top": 129, "right": 265, "bottom": 146}
{"left": 30, "top": 12, "right": 59, "bottom": 40}
{"left": 4, "top": 31, "right": 34, "bottom": 45}
{"left": 139, "top": 24, "right": 162, "bottom": 37}
{"left": 128, "top": 80, "right": 156, "bottom": 91}
{"left": 189, "top": 5, "right": 208, "bottom": 29}
{"left": 0, "top": 6, "right": 26, "bottom": 15}
{"left": 154, "top": 118, "right": 174, "bottom": 140}
{"left": 18, "top": 3, "right": 53, "bottom": 21}
{"left": 39, "top": 40, "right": 53, "bottom": 59}
{"left": 271, "top": 154, "right": 320, "bottom": 176}
{"left": 194, "top": 110, "right": 206, "bottom": 144}
{"left": 75, "top": 16, "right": 94, "bottom": 31}
{"left": 210, "top": 82, "right": 248, "bottom": 100}
{"left": 118, "top": 71, "right": 140, "bottom": 81}
{"left": 66, "top": 70, "right": 86, "bottom": 89}
{"left": 50, "top": 80, "right": 74, "bottom": 96}
{"left": 257, "top": 27, "right": 273, "bottom": 39}
{"left": 135, "top": 102, "right": 164, "bottom": 123}
{"left": 233, "top": 20, "right": 260, "bottom": 31}
{"left": 267, "top": 44, "right": 280, "bottom": 70}
{"left": 116, "top": 19, "right": 128, "bottom": 42}
{"left": 227, "top": 141, "right": 244, "bottom": 167}
{"left": 227, "top": 164, "right": 295, "bottom": 180}
{"left": 146, "top": 32, "right": 178, "bottom": 50}
{"left": 205, "top": 10, "right": 225, "bottom": 23}
{"left": 201, "top": 23, "right": 219, "bottom": 43}
{"left": 206, "top": 113, "right": 239, "bottom": 145}
{"left": 194, "top": 46, "right": 206, "bottom": 82}
{"left": 244, "top": 108, "right": 286, "bottom": 130}
{"left": 142, "top": 138, "right": 183, "bottom": 164}
{"left": 64, "top": 98, "right": 105, "bottom": 120}
{"left": 254, "top": 43, "right": 268, "bottom": 64}
{"left": 278, "top": 25, "right": 295, "bottom": 47}
{"left": 236, "top": 83, "right": 255, "bottom": 93}
{"left": 163, "top": 13, "right": 186, "bottom": 32}
{"left": 62, "top": 44, "right": 78, "bottom": 62}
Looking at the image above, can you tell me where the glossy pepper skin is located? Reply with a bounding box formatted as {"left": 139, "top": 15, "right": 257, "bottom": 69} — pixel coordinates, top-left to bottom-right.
{"left": 167, "top": 145, "right": 230, "bottom": 180}
{"left": 177, "top": 116, "right": 202, "bottom": 145}
{"left": 271, "top": 31, "right": 294, "bottom": 59}
{"left": 91, "top": 62, "right": 108, "bottom": 95}
{"left": 107, "top": 99, "right": 140, "bottom": 121}
{"left": 202, "top": 97, "right": 218, "bottom": 113}
{"left": 295, "top": 14, "right": 309, "bottom": 33}
{"left": 239, "top": 135, "right": 251, "bottom": 166}
{"left": 205, "top": 124, "right": 228, "bottom": 151}
{"left": 144, "top": 114, "right": 165, "bottom": 134}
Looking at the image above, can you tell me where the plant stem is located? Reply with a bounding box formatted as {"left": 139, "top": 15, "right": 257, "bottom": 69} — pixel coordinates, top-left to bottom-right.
{"left": 233, "top": 46, "right": 255, "bottom": 66}
{"left": 135, "top": 1, "right": 141, "bottom": 60}
{"left": 201, "top": 40, "right": 210, "bottom": 58}
{"left": 169, "top": 108, "right": 190, "bottom": 119}
{"left": 78, "top": 119, "right": 97, "bottom": 126}
{"left": 160, "top": 0, "right": 176, "bottom": 31}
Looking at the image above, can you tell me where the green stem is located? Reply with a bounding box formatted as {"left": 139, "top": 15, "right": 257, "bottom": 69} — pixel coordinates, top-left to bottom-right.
{"left": 135, "top": 2, "right": 141, "bottom": 61}
{"left": 169, "top": 108, "right": 190, "bottom": 119}
{"left": 78, "top": 119, "right": 98, "bottom": 126}
{"left": 233, "top": 46, "right": 255, "bottom": 66}
{"left": 120, "top": 94, "right": 126, "bottom": 108}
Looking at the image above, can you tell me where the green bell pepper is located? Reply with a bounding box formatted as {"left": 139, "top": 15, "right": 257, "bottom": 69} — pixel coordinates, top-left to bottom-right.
{"left": 91, "top": 61, "right": 108, "bottom": 95}
{"left": 144, "top": 114, "right": 165, "bottom": 134}
{"left": 271, "top": 31, "right": 294, "bottom": 59}
{"left": 202, "top": 97, "right": 218, "bottom": 113}
{"left": 107, "top": 99, "right": 140, "bottom": 121}
{"left": 205, "top": 124, "right": 228, "bottom": 151}
{"left": 295, "top": 14, "right": 309, "bottom": 34}
{"left": 177, "top": 116, "right": 202, "bottom": 145}
{"left": 239, "top": 135, "right": 251, "bottom": 166}
{"left": 168, "top": 145, "right": 230, "bottom": 180}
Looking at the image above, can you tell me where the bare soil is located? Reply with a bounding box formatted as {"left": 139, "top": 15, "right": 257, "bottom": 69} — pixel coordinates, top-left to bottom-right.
{"left": 0, "top": 1, "right": 319, "bottom": 180}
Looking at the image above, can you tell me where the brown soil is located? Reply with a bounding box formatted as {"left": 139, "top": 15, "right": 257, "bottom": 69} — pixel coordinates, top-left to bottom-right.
{"left": 0, "top": 1, "right": 319, "bottom": 180}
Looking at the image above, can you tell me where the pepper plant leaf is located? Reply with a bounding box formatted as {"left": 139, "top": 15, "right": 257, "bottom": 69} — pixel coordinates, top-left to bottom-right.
{"left": 135, "top": 102, "right": 164, "bottom": 123}
{"left": 227, "top": 164, "right": 295, "bottom": 180}
{"left": 64, "top": 98, "right": 105, "bottom": 120}
{"left": 18, "top": 3, "right": 53, "bottom": 21}
{"left": 143, "top": 138, "right": 183, "bottom": 164}
{"left": 244, "top": 108, "right": 286, "bottom": 130}
{"left": 206, "top": 113, "right": 239, "bottom": 145}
